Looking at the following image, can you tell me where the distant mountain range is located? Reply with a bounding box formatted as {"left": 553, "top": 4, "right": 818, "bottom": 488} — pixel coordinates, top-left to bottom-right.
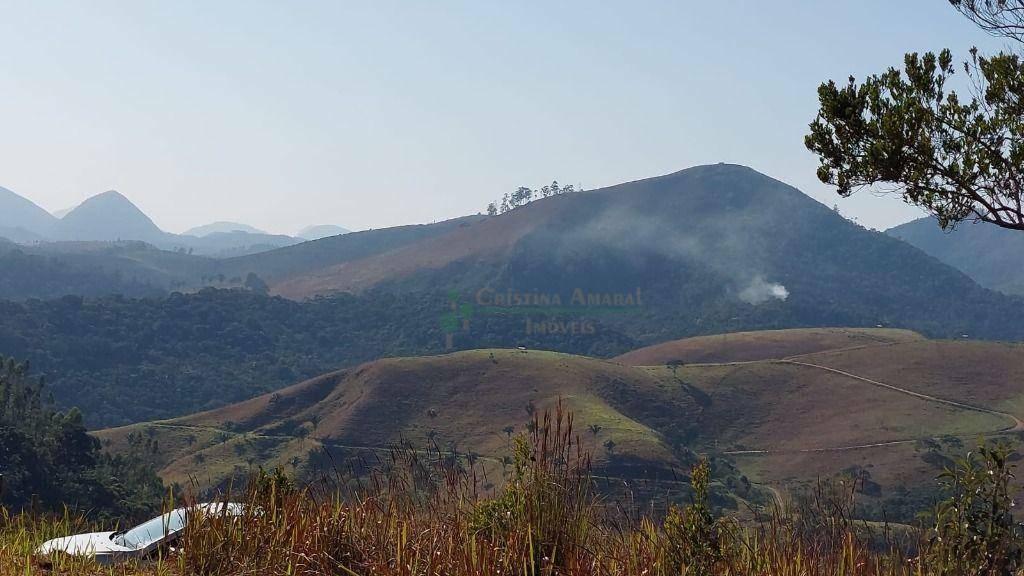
{"left": 887, "top": 216, "right": 1024, "bottom": 296}
{"left": 183, "top": 221, "right": 267, "bottom": 237}
{"left": 297, "top": 224, "right": 351, "bottom": 240}
{"left": 0, "top": 185, "right": 351, "bottom": 257}
{"left": 0, "top": 185, "right": 59, "bottom": 242}
{"left": 6, "top": 164, "right": 1024, "bottom": 432}
{"left": 2, "top": 164, "right": 1022, "bottom": 344}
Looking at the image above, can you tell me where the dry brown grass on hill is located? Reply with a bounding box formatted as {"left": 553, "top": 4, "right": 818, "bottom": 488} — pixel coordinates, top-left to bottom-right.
{"left": 97, "top": 349, "right": 696, "bottom": 490}
{"left": 97, "top": 335, "right": 1024, "bottom": 521}
{"left": 12, "top": 406, "right": 1023, "bottom": 575}
{"left": 800, "top": 339, "right": 1024, "bottom": 421}
{"left": 614, "top": 327, "right": 923, "bottom": 366}
{"left": 272, "top": 194, "right": 571, "bottom": 298}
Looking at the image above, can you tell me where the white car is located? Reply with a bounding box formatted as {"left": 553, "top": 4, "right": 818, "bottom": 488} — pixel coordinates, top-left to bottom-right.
{"left": 36, "top": 502, "right": 244, "bottom": 565}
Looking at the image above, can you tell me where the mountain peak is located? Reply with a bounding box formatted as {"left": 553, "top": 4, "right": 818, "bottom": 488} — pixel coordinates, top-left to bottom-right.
{"left": 662, "top": 162, "right": 786, "bottom": 185}
{"left": 79, "top": 190, "right": 134, "bottom": 207}
{"left": 297, "top": 224, "right": 351, "bottom": 240}
{"left": 184, "top": 221, "right": 267, "bottom": 237}
{"left": 0, "top": 185, "right": 58, "bottom": 237}
{"left": 54, "top": 190, "right": 166, "bottom": 242}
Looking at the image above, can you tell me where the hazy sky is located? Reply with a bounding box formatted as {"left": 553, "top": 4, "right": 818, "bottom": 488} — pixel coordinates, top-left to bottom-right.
{"left": 0, "top": 1, "right": 1009, "bottom": 234}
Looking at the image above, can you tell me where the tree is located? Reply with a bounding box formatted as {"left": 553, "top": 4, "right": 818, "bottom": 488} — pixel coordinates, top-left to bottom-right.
{"left": 509, "top": 187, "right": 533, "bottom": 209}
{"left": 953, "top": 0, "right": 1024, "bottom": 42}
{"left": 0, "top": 356, "right": 162, "bottom": 518}
{"left": 925, "top": 441, "right": 1024, "bottom": 574}
{"left": 244, "top": 272, "right": 270, "bottom": 295}
{"left": 806, "top": 3, "right": 1024, "bottom": 231}
{"left": 663, "top": 458, "right": 730, "bottom": 572}
{"left": 486, "top": 202, "right": 498, "bottom": 216}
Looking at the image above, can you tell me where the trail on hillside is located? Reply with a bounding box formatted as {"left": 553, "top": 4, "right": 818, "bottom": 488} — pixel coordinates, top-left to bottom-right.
{"left": 132, "top": 422, "right": 706, "bottom": 497}
{"left": 782, "top": 359, "right": 1024, "bottom": 432}
{"left": 721, "top": 344, "right": 1022, "bottom": 456}
{"left": 138, "top": 421, "right": 510, "bottom": 467}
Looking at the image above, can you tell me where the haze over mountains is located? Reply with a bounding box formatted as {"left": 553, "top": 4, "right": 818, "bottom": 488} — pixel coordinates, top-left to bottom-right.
{"left": 297, "top": 224, "right": 351, "bottom": 240}
{"left": 4, "top": 164, "right": 1024, "bottom": 432}
{"left": 1, "top": 164, "right": 1022, "bottom": 340}
{"left": 0, "top": 185, "right": 352, "bottom": 258}
{"left": 0, "top": 185, "right": 59, "bottom": 242}
{"left": 183, "top": 221, "right": 267, "bottom": 237}
{"left": 888, "top": 216, "right": 1024, "bottom": 296}
{"left": 52, "top": 191, "right": 166, "bottom": 243}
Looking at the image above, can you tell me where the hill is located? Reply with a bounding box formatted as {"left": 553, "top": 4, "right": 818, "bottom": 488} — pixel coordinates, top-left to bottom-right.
{"left": 0, "top": 289, "right": 467, "bottom": 426}
{"left": 617, "top": 328, "right": 1024, "bottom": 520}
{"left": 0, "top": 241, "right": 214, "bottom": 300}
{"left": 97, "top": 330, "right": 1024, "bottom": 521}
{"left": 178, "top": 231, "right": 303, "bottom": 257}
{"left": 183, "top": 221, "right": 267, "bottom": 237}
{"left": 52, "top": 191, "right": 168, "bottom": 244}
{"left": 296, "top": 224, "right": 350, "bottom": 240}
{"left": 613, "top": 327, "right": 923, "bottom": 365}
{"left": 99, "top": 349, "right": 703, "bottom": 490}
{"left": 0, "top": 189, "right": 306, "bottom": 261}
{"left": 248, "top": 164, "right": 1024, "bottom": 343}
{"left": 0, "top": 185, "right": 57, "bottom": 238}
{"left": 887, "top": 216, "right": 1024, "bottom": 295}
{"left": 213, "top": 216, "right": 485, "bottom": 284}
{"left": 4, "top": 165, "right": 1024, "bottom": 345}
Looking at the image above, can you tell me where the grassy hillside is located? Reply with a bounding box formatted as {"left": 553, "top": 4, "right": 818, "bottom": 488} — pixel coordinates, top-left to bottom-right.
{"left": 613, "top": 327, "right": 923, "bottom": 365}
{"left": 797, "top": 339, "right": 1024, "bottom": 424}
{"left": 213, "top": 215, "right": 486, "bottom": 284}
{"left": 99, "top": 349, "right": 700, "bottom": 490}
{"left": 619, "top": 329, "right": 1024, "bottom": 520}
{"left": 97, "top": 329, "right": 1024, "bottom": 521}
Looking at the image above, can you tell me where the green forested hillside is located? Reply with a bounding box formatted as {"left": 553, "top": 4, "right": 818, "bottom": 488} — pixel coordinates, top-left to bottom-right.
{"left": 0, "top": 356, "right": 161, "bottom": 518}
{"left": 2, "top": 280, "right": 1024, "bottom": 430}
{"left": 0, "top": 289, "right": 639, "bottom": 428}
{"left": 887, "top": 216, "right": 1024, "bottom": 296}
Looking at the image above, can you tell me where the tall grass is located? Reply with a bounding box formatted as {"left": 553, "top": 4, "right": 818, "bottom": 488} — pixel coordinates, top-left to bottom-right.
{"left": 3, "top": 404, "right": 1020, "bottom": 575}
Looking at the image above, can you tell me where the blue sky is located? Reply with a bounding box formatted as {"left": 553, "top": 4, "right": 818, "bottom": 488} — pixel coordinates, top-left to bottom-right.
{"left": 0, "top": 1, "right": 1009, "bottom": 233}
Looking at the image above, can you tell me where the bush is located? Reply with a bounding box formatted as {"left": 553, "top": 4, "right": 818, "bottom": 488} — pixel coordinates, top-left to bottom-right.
{"left": 924, "top": 441, "right": 1024, "bottom": 575}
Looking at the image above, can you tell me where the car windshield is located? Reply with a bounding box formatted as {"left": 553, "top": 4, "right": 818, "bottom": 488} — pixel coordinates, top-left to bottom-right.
{"left": 113, "top": 509, "right": 188, "bottom": 549}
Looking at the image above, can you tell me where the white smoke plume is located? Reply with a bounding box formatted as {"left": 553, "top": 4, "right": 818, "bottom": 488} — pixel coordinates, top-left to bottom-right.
{"left": 739, "top": 275, "right": 789, "bottom": 305}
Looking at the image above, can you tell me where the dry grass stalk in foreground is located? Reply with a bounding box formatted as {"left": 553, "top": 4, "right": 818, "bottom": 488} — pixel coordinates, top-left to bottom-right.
{"left": 3, "top": 403, "right": 1023, "bottom": 575}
